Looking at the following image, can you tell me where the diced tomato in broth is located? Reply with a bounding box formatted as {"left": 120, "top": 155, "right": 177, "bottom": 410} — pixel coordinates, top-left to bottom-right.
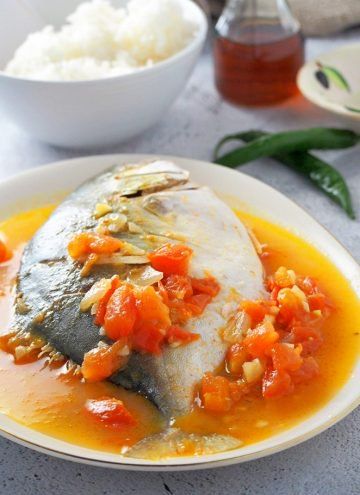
{"left": 85, "top": 397, "right": 136, "bottom": 427}
{"left": 104, "top": 285, "right": 137, "bottom": 340}
{"left": 271, "top": 343, "right": 302, "bottom": 372}
{"left": 262, "top": 369, "right": 294, "bottom": 398}
{"left": 94, "top": 276, "right": 121, "bottom": 326}
{"left": 243, "top": 321, "right": 279, "bottom": 358}
{"left": 201, "top": 373, "right": 232, "bottom": 413}
{"left": 148, "top": 243, "right": 193, "bottom": 276}
{"left": 226, "top": 343, "right": 248, "bottom": 375}
{"left": 290, "top": 356, "right": 320, "bottom": 384}
{"left": 163, "top": 275, "right": 193, "bottom": 300}
{"left": 241, "top": 300, "right": 267, "bottom": 325}
{"left": 191, "top": 277, "right": 220, "bottom": 297}
{"left": 166, "top": 326, "right": 199, "bottom": 347}
{"left": 132, "top": 323, "right": 165, "bottom": 355}
{"left": 81, "top": 340, "right": 128, "bottom": 382}
{"left": 68, "top": 232, "right": 123, "bottom": 259}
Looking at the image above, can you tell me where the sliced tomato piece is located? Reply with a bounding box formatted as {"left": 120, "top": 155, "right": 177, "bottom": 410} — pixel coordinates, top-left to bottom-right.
{"left": 94, "top": 276, "right": 121, "bottom": 326}
{"left": 308, "top": 293, "right": 326, "bottom": 311}
{"left": 226, "top": 343, "right": 248, "bottom": 375}
{"left": 68, "top": 232, "right": 123, "bottom": 259}
{"left": 135, "top": 286, "right": 171, "bottom": 328}
{"left": 277, "top": 288, "right": 303, "bottom": 326}
{"left": 0, "top": 239, "right": 12, "bottom": 263}
{"left": 166, "top": 325, "right": 199, "bottom": 347}
{"left": 243, "top": 321, "right": 279, "bottom": 358}
{"left": 85, "top": 397, "right": 136, "bottom": 427}
{"left": 148, "top": 243, "right": 193, "bottom": 276}
{"left": 287, "top": 325, "right": 323, "bottom": 354}
{"left": 201, "top": 373, "right": 232, "bottom": 413}
{"left": 81, "top": 340, "right": 128, "bottom": 382}
{"left": 262, "top": 369, "right": 294, "bottom": 398}
{"left": 104, "top": 285, "right": 137, "bottom": 340}
{"left": 191, "top": 277, "right": 220, "bottom": 297}
{"left": 290, "top": 356, "right": 320, "bottom": 384}
{"left": 163, "top": 274, "right": 193, "bottom": 300}
{"left": 271, "top": 343, "right": 302, "bottom": 372}
{"left": 296, "top": 276, "right": 319, "bottom": 296}
{"left": 241, "top": 300, "right": 267, "bottom": 325}
{"left": 185, "top": 293, "right": 212, "bottom": 316}
{"left": 168, "top": 298, "right": 193, "bottom": 325}
{"left": 132, "top": 323, "right": 165, "bottom": 355}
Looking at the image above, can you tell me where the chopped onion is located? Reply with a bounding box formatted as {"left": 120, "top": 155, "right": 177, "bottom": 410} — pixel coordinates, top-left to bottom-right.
{"left": 127, "top": 266, "right": 163, "bottom": 287}
{"left": 95, "top": 254, "right": 149, "bottom": 265}
{"left": 121, "top": 241, "right": 145, "bottom": 255}
{"left": 80, "top": 278, "right": 112, "bottom": 312}
{"left": 243, "top": 358, "right": 264, "bottom": 383}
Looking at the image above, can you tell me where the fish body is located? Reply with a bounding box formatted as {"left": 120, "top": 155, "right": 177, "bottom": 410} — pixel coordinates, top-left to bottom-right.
{"left": 13, "top": 161, "right": 264, "bottom": 417}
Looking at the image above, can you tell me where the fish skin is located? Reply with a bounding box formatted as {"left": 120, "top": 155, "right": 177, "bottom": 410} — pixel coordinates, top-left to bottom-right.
{"left": 13, "top": 160, "right": 265, "bottom": 417}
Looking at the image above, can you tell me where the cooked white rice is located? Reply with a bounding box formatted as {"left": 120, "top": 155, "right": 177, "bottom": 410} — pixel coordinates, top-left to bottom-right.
{"left": 4, "top": 0, "right": 197, "bottom": 81}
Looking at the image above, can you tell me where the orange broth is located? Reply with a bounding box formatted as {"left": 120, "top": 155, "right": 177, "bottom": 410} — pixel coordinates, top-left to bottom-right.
{"left": 0, "top": 205, "right": 359, "bottom": 454}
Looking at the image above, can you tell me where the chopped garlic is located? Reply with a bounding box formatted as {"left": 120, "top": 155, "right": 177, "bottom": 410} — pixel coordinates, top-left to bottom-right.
{"left": 243, "top": 358, "right": 264, "bottom": 383}
{"left": 291, "top": 284, "right": 307, "bottom": 302}
{"left": 313, "top": 309, "right": 322, "bottom": 317}
{"left": 128, "top": 222, "right": 144, "bottom": 234}
{"left": 80, "top": 278, "right": 112, "bottom": 312}
{"left": 94, "top": 203, "right": 112, "bottom": 218}
{"left": 127, "top": 265, "right": 163, "bottom": 286}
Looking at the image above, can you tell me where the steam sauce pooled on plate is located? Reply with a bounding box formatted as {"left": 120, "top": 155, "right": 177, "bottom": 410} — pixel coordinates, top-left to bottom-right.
{"left": 0, "top": 200, "right": 358, "bottom": 457}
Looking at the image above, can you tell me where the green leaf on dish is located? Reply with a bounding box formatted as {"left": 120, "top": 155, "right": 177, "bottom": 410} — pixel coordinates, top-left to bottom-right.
{"left": 345, "top": 106, "right": 360, "bottom": 113}
{"left": 320, "top": 64, "right": 351, "bottom": 92}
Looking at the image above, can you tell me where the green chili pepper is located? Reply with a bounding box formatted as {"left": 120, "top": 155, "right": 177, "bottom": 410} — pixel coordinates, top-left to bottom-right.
{"left": 214, "top": 130, "right": 355, "bottom": 219}
{"left": 214, "top": 128, "right": 359, "bottom": 167}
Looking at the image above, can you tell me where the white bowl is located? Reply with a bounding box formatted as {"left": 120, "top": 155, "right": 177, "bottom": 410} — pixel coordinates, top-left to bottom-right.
{"left": 0, "top": 1, "right": 207, "bottom": 149}
{"left": 0, "top": 153, "right": 359, "bottom": 471}
{"left": 297, "top": 43, "right": 360, "bottom": 130}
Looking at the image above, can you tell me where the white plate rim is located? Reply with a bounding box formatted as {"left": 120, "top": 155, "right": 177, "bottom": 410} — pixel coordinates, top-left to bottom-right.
{"left": 0, "top": 153, "right": 359, "bottom": 471}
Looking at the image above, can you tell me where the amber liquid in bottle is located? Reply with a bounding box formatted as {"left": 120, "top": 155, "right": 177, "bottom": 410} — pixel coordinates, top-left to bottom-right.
{"left": 214, "top": 20, "right": 304, "bottom": 106}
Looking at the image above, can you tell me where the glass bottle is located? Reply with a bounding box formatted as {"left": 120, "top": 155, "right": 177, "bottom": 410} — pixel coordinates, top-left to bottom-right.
{"left": 214, "top": 0, "right": 304, "bottom": 106}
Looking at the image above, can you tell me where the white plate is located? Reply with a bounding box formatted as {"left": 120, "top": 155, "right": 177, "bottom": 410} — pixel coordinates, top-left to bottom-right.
{"left": 0, "top": 154, "right": 359, "bottom": 471}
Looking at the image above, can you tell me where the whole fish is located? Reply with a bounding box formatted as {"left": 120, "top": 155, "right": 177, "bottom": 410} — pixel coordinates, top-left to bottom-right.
{"left": 12, "top": 160, "right": 264, "bottom": 418}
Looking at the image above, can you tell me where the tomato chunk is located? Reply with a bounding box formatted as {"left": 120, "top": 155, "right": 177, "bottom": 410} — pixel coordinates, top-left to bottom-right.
{"left": 0, "top": 239, "right": 11, "bottom": 263}
{"left": 243, "top": 321, "right": 279, "bottom": 358}
{"left": 163, "top": 275, "right": 193, "bottom": 300}
{"left": 166, "top": 325, "right": 199, "bottom": 347}
{"left": 135, "top": 286, "right": 171, "bottom": 329}
{"left": 308, "top": 293, "right": 326, "bottom": 311}
{"left": 287, "top": 325, "right": 323, "bottom": 354}
{"left": 104, "top": 285, "right": 137, "bottom": 340}
{"left": 81, "top": 340, "right": 127, "bottom": 382}
{"left": 290, "top": 356, "right": 320, "bottom": 384}
{"left": 185, "top": 293, "right": 212, "bottom": 316}
{"left": 226, "top": 343, "right": 248, "bottom": 375}
{"left": 241, "top": 300, "right": 267, "bottom": 325}
{"left": 262, "top": 369, "right": 294, "bottom": 398}
{"left": 68, "top": 232, "right": 123, "bottom": 259}
{"left": 148, "top": 243, "right": 193, "bottom": 276}
{"left": 94, "top": 276, "right": 121, "bottom": 326}
{"left": 271, "top": 343, "right": 302, "bottom": 372}
{"left": 191, "top": 277, "right": 220, "bottom": 297}
{"left": 201, "top": 373, "right": 232, "bottom": 413}
{"left": 85, "top": 397, "right": 136, "bottom": 427}
{"left": 133, "top": 323, "right": 166, "bottom": 355}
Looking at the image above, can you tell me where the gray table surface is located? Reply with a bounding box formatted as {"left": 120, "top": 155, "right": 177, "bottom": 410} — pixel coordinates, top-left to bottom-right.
{"left": 0, "top": 30, "right": 359, "bottom": 495}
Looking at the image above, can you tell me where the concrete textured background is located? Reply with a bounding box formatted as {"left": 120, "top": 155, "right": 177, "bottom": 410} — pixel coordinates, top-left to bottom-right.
{"left": 0, "top": 29, "right": 359, "bottom": 495}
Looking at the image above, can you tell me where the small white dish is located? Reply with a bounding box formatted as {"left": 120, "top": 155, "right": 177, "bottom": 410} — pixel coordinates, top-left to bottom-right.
{"left": 0, "top": 1, "right": 207, "bottom": 149}
{"left": 0, "top": 153, "right": 359, "bottom": 471}
{"left": 297, "top": 43, "right": 360, "bottom": 129}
